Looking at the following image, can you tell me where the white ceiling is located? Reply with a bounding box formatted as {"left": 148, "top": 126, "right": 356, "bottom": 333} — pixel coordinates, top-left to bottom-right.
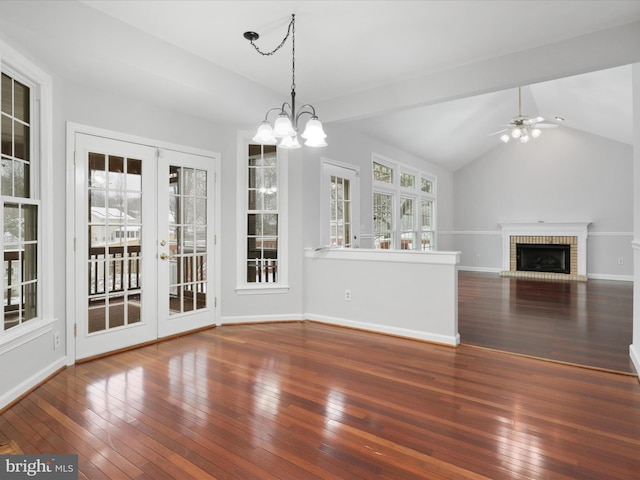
{"left": 0, "top": 1, "right": 639, "bottom": 170}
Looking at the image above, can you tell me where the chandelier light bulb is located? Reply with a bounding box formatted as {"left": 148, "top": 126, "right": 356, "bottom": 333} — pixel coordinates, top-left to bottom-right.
{"left": 531, "top": 128, "right": 542, "bottom": 138}
{"left": 520, "top": 134, "right": 530, "bottom": 143}
{"left": 511, "top": 128, "right": 522, "bottom": 139}
{"left": 500, "top": 133, "right": 510, "bottom": 143}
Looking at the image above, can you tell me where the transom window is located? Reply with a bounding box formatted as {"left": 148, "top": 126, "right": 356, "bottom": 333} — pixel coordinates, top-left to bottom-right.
{"left": 372, "top": 155, "right": 436, "bottom": 251}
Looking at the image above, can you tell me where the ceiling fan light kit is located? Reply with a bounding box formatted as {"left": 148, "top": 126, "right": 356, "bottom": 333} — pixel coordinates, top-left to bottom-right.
{"left": 495, "top": 86, "right": 558, "bottom": 144}
{"left": 244, "top": 14, "right": 327, "bottom": 149}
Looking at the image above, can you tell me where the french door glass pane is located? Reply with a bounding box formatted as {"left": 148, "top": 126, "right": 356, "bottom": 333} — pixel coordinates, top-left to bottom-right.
{"left": 87, "top": 152, "right": 143, "bottom": 334}
{"left": 168, "top": 166, "right": 208, "bottom": 315}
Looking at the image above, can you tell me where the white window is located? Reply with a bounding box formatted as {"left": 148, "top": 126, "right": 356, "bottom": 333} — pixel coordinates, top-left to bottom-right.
{"left": 321, "top": 159, "right": 359, "bottom": 248}
{"left": 0, "top": 40, "right": 53, "bottom": 340}
{"left": 237, "top": 139, "right": 288, "bottom": 293}
{"left": 372, "top": 155, "right": 436, "bottom": 251}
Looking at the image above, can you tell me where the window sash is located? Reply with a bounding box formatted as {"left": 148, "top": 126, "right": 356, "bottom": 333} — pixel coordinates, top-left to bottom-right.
{"left": 1, "top": 198, "right": 39, "bottom": 331}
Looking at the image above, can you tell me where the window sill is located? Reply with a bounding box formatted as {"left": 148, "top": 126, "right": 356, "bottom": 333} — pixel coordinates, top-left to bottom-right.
{"left": 0, "top": 317, "right": 57, "bottom": 356}
{"left": 236, "top": 285, "right": 290, "bottom": 295}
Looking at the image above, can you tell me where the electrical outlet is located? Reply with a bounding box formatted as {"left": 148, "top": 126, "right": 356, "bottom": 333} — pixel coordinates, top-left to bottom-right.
{"left": 53, "top": 331, "right": 60, "bottom": 349}
{"left": 344, "top": 290, "right": 352, "bottom": 301}
{"left": 618, "top": 258, "right": 624, "bottom": 265}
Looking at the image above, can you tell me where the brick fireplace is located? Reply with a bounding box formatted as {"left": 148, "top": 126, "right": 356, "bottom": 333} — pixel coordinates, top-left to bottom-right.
{"left": 499, "top": 222, "right": 590, "bottom": 281}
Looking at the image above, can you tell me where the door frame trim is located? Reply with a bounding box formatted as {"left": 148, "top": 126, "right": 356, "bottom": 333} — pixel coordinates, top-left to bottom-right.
{"left": 65, "top": 122, "right": 221, "bottom": 364}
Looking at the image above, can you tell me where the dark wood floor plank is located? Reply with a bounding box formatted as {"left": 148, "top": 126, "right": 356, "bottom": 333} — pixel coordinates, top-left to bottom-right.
{"left": 2, "top": 322, "right": 640, "bottom": 479}
{"left": 458, "top": 271, "right": 635, "bottom": 373}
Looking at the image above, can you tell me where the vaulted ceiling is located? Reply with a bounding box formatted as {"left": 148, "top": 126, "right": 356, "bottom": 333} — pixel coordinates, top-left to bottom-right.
{"left": 1, "top": 0, "right": 639, "bottom": 170}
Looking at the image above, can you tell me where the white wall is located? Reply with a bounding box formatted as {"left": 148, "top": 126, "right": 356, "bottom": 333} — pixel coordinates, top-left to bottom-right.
{"left": 304, "top": 249, "right": 460, "bottom": 345}
{"left": 631, "top": 64, "right": 640, "bottom": 373}
{"left": 453, "top": 127, "right": 634, "bottom": 279}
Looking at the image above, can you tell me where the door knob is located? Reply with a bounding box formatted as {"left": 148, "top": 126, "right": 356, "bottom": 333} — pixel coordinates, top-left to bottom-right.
{"left": 159, "top": 252, "right": 168, "bottom": 260}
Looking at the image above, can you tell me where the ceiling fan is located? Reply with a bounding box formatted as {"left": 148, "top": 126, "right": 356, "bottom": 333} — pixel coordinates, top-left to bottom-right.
{"left": 492, "top": 86, "right": 559, "bottom": 143}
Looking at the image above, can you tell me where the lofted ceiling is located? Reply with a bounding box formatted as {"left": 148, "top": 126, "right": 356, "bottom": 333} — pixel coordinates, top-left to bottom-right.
{"left": 0, "top": 1, "right": 639, "bottom": 170}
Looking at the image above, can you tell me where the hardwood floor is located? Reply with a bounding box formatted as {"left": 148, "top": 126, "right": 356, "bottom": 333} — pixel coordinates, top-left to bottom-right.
{"left": 2, "top": 322, "right": 640, "bottom": 479}
{"left": 458, "top": 271, "right": 636, "bottom": 374}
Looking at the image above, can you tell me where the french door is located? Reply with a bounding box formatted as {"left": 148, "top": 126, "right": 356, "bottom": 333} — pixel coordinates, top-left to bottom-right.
{"left": 73, "top": 133, "right": 216, "bottom": 360}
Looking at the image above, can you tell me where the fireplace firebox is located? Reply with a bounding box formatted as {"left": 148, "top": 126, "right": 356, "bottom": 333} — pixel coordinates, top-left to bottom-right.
{"left": 516, "top": 243, "right": 571, "bottom": 274}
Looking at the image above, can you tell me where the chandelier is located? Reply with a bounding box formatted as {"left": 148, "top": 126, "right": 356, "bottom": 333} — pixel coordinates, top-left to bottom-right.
{"left": 244, "top": 14, "right": 327, "bottom": 149}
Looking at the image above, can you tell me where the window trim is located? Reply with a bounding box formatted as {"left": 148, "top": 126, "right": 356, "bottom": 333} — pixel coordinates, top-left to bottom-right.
{"left": 236, "top": 133, "right": 289, "bottom": 294}
{"left": 371, "top": 154, "right": 437, "bottom": 251}
{"left": 0, "top": 38, "right": 54, "bottom": 347}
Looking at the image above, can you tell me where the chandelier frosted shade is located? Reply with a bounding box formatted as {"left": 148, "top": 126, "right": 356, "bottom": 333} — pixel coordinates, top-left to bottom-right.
{"left": 273, "top": 114, "right": 296, "bottom": 138}
{"left": 278, "top": 135, "right": 301, "bottom": 150}
{"left": 301, "top": 117, "right": 327, "bottom": 141}
{"left": 252, "top": 121, "right": 277, "bottom": 145}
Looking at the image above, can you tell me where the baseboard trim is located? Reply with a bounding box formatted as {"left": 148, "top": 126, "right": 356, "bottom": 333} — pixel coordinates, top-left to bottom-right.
{"left": 588, "top": 273, "right": 634, "bottom": 282}
{"left": 457, "top": 266, "right": 501, "bottom": 274}
{"left": 630, "top": 345, "right": 640, "bottom": 378}
{"left": 304, "top": 314, "right": 459, "bottom": 346}
{"left": 0, "top": 357, "right": 66, "bottom": 412}
{"left": 220, "top": 314, "right": 303, "bottom": 325}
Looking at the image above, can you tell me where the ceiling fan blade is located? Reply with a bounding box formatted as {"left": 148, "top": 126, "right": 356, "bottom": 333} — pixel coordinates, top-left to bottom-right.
{"left": 535, "top": 123, "right": 559, "bottom": 129}
{"left": 529, "top": 116, "right": 545, "bottom": 123}
{"left": 489, "top": 129, "right": 508, "bottom": 136}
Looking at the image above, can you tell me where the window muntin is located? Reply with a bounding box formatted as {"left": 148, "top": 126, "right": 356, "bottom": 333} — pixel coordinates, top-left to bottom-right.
{"left": 372, "top": 156, "right": 436, "bottom": 251}
{"left": 1, "top": 69, "right": 40, "bottom": 332}
{"left": 246, "top": 144, "right": 279, "bottom": 283}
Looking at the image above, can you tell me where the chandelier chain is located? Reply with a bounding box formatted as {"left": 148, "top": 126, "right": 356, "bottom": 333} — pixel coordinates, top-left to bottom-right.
{"left": 248, "top": 15, "right": 296, "bottom": 91}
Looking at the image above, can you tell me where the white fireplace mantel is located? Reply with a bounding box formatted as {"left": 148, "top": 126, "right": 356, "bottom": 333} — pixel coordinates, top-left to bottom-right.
{"left": 499, "top": 221, "right": 591, "bottom": 276}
